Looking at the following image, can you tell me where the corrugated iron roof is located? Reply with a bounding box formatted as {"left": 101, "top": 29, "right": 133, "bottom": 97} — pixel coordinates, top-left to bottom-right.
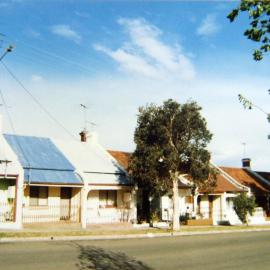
{"left": 53, "top": 139, "right": 131, "bottom": 185}
{"left": 0, "top": 134, "right": 22, "bottom": 176}
{"left": 4, "top": 134, "right": 82, "bottom": 185}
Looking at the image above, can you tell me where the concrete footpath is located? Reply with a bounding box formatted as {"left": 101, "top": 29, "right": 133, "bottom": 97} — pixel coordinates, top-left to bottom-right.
{"left": 1, "top": 225, "right": 270, "bottom": 243}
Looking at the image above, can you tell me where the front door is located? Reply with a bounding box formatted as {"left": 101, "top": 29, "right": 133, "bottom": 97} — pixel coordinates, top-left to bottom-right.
{"left": 60, "top": 187, "right": 71, "bottom": 220}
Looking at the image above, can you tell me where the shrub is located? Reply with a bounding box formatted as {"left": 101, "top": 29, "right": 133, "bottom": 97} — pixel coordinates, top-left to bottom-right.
{"left": 233, "top": 193, "right": 257, "bottom": 225}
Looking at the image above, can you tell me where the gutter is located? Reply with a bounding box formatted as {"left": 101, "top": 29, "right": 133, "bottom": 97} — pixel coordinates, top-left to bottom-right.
{"left": 244, "top": 168, "right": 270, "bottom": 191}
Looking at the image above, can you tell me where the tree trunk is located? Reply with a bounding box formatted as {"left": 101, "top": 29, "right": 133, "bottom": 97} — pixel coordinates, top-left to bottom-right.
{"left": 172, "top": 178, "right": 180, "bottom": 231}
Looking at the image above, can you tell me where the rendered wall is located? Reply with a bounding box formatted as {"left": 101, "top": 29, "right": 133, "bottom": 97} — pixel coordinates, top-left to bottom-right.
{"left": 86, "top": 188, "right": 134, "bottom": 224}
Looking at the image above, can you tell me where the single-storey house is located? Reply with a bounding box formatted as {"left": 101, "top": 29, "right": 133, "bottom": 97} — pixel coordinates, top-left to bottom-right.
{"left": 54, "top": 132, "right": 136, "bottom": 227}
{"left": 109, "top": 150, "right": 270, "bottom": 225}
{"left": 4, "top": 134, "right": 84, "bottom": 226}
{"left": 2, "top": 131, "right": 136, "bottom": 229}
{"left": 0, "top": 130, "right": 24, "bottom": 229}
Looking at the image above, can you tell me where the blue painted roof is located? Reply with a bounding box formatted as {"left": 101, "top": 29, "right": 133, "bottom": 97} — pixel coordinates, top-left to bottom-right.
{"left": 4, "top": 134, "right": 82, "bottom": 185}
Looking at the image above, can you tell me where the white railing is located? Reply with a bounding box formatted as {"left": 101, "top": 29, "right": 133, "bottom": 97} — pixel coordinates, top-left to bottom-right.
{"left": 86, "top": 207, "right": 131, "bottom": 224}
{"left": 22, "top": 204, "right": 80, "bottom": 223}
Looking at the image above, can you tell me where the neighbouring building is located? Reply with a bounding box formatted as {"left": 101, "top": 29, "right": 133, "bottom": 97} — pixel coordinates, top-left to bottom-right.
{"left": 109, "top": 149, "right": 270, "bottom": 225}
{"left": 1, "top": 131, "right": 137, "bottom": 229}
{"left": 4, "top": 134, "right": 83, "bottom": 226}
{"left": 54, "top": 132, "right": 136, "bottom": 226}
{"left": 0, "top": 127, "right": 24, "bottom": 229}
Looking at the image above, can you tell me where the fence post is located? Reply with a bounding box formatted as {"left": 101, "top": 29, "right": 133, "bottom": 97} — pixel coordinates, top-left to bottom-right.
{"left": 81, "top": 187, "right": 88, "bottom": 228}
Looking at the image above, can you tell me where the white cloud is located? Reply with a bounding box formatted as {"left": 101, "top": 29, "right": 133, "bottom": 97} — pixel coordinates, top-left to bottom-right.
{"left": 74, "top": 11, "right": 90, "bottom": 18}
{"left": 25, "top": 29, "right": 41, "bottom": 38}
{"left": 31, "top": 74, "right": 44, "bottom": 82}
{"left": 94, "top": 18, "right": 195, "bottom": 80}
{"left": 51, "top": 24, "right": 81, "bottom": 44}
{"left": 197, "top": 14, "right": 220, "bottom": 37}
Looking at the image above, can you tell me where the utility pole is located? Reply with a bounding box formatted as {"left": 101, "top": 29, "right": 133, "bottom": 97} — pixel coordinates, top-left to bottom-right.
{"left": 0, "top": 45, "right": 14, "bottom": 62}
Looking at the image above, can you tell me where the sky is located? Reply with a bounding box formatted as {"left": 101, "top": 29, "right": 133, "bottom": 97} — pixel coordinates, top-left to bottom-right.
{"left": 0, "top": 0, "right": 270, "bottom": 170}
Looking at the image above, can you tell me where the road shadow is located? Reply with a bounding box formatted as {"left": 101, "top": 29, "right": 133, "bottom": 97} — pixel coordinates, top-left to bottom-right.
{"left": 76, "top": 245, "right": 153, "bottom": 270}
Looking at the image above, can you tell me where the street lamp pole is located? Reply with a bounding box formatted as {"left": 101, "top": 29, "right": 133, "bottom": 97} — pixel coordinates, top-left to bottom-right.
{"left": 0, "top": 45, "right": 14, "bottom": 62}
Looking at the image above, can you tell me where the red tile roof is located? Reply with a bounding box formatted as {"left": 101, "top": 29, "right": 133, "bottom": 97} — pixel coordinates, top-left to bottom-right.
{"left": 199, "top": 173, "right": 243, "bottom": 194}
{"left": 214, "top": 173, "right": 242, "bottom": 193}
{"left": 220, "top": 167, "right": 269, "bottom": 193}
{"left": 107, "top": 150, "right": 270, "bottom": 194}
{"left": 107, "top": 150, "right": 131, "bottom": 170}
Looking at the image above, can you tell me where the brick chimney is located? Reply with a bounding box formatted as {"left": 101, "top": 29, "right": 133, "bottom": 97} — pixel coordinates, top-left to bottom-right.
{"left": 79, "top": 130, "right": 88, "bottom": 142}
{"left": 242, "top": 158, "right": 251, "bottom": 168}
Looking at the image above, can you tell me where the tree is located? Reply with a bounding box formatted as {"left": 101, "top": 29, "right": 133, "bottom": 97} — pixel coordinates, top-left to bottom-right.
{"left": 238, "top": 93, "right": 270, "bottom": 123}
{"left": 129, "top": 99, "right": 213, "bottom": 231}
{"left": 228, "top": 1, "right": 270, "bottom": 61}
{"left": 233, "top": 192, "right": 257, "bottom": 225}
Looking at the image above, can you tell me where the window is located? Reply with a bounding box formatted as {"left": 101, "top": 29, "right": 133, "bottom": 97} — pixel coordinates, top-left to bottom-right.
{"left": 29, "top": 186, "right": 48, "bottom": 206}
{"left": 99, "top": 190, "right": 117, "bottom": 208}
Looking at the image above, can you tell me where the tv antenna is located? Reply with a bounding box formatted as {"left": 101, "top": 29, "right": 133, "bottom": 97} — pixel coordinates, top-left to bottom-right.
{"left": 80, "top": 104, "right": 88, "bottom": 131}
{"left": 87, "top": 121, "right": 97, "bottom": 131}
{"left": 242, "top": 142, "right": 247, "bottom": 157}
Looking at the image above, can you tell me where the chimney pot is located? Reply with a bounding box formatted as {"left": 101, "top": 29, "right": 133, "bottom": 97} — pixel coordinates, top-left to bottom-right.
{"left": 242, "top": 158, "right": 251, "bottom": 168}
{"left": 79, "top": 130, "right": 88, "bottom": 142}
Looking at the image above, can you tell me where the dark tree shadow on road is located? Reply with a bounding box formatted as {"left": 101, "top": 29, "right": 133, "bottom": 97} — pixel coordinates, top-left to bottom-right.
{"left": 76, "top": 245, "right": 153, "bottom": 270}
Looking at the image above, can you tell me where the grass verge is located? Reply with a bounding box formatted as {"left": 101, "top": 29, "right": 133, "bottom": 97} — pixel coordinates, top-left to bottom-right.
{"left": 1, "top": 225, "right": 270, "bottom": 239}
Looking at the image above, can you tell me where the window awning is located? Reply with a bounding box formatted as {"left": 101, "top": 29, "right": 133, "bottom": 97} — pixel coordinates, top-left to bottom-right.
{"left": 24, "top": 168, "right": 83, "bottom": 185}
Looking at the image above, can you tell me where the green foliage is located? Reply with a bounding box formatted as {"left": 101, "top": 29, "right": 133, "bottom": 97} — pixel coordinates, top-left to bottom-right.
{"left": 150, "top": 209, "right": 161, "bottom": 224}
{"left": 233, "top": 193, "right": 257, "bottom": 224}
{"left": 238, "top": 94, "right": 253, "bottom": 110}
{"left": 228, "top": 0, "right": 270, "bottom": 60}
{"left": 238, "top": 93, "right": 270, "bottom": 123}
{"left": 129, "top": 99, "right": 213, "bottom": 195}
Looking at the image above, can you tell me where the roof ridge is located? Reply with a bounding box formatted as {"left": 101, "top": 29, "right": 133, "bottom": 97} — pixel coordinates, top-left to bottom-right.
{"left": 211, "top": 163, "right": 249, "bottom": 191}
{"left": 244, "top": 168, "right": 270, "bottom": 189}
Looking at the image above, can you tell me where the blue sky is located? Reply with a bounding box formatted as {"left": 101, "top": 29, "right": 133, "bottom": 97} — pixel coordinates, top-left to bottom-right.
{"left": 0, "top": 0, "right": 270, "bottom": 170}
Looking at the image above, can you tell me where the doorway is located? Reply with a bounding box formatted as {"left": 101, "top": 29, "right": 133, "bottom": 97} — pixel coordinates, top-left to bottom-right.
{"left": 60, "top": 187, "right": 71, "bottom": 220}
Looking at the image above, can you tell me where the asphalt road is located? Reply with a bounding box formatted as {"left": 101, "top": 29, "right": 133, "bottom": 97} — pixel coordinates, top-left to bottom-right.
{"left": 1, "top": 231, "right": 270, "bottom": 270}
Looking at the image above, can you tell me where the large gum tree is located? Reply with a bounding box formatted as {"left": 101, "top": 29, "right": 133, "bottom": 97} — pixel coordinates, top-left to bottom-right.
{"left": 130, "top": 99, "right": 213, "bottom": 231}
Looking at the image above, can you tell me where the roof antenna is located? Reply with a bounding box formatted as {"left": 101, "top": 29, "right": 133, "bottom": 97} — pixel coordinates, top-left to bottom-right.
{"left": 88, "top": 121, "right": 97, "bottom": 132}
{"left": 242, "top": 142, "right": 247, "bottom": 158}
{"left": 80, "top": 104, "right": 88, "bottom": 132}
{"left": 79, "top": 104, "right": 89, "bottom": 142}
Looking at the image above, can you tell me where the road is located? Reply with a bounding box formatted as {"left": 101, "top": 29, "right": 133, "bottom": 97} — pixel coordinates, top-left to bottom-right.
{"left": 1, "top": 231, "right": 270, "bottom": 270}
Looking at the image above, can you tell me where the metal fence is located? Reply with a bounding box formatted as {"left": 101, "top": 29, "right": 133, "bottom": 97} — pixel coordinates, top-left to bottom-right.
{"left": 22, "top": 204, "right": 81, "bottom": 224}
{"left": 0, "top": 202, "right": 15, "bottom": 223}
{"left": 86, "top": 207, "right": 132, "bottom": 224}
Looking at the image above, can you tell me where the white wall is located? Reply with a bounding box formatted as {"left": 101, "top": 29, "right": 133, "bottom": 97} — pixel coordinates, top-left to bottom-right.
{"left": 161, "top": 189, "right": 192, "bottom": 221}
{"left": 86, "top": 188, "right": 134, "bottom": 224}
{"left": 22, "top": 186, "right": 81, "bottom": 223}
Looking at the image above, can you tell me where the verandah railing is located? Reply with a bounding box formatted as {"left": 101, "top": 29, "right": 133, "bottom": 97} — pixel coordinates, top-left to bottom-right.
{"left": 22, "top": 204, "right": 81, "bottom": 223}
{"left": 86, "top": 206, "right": 132, "bottom": 224}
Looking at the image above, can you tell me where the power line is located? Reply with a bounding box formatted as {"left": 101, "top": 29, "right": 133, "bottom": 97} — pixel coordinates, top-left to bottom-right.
{"left": 0, "top": 45, "right": 13, "bottom": 62}
{"left": 0, "top": 87, "right": 32, "bottom": 169}
{"left": 1, "top": 61, "right": 79, "bottom": 142}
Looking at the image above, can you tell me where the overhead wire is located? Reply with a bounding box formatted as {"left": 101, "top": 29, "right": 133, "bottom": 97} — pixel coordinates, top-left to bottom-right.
{"left": 0, "top": 87, "right": 32, "bottom": 172}
{"left": 2, "top": 34, "right": 107, "bottom": 76}
{"left": 1, "top": 60, "right": 79, "bottom": 142}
